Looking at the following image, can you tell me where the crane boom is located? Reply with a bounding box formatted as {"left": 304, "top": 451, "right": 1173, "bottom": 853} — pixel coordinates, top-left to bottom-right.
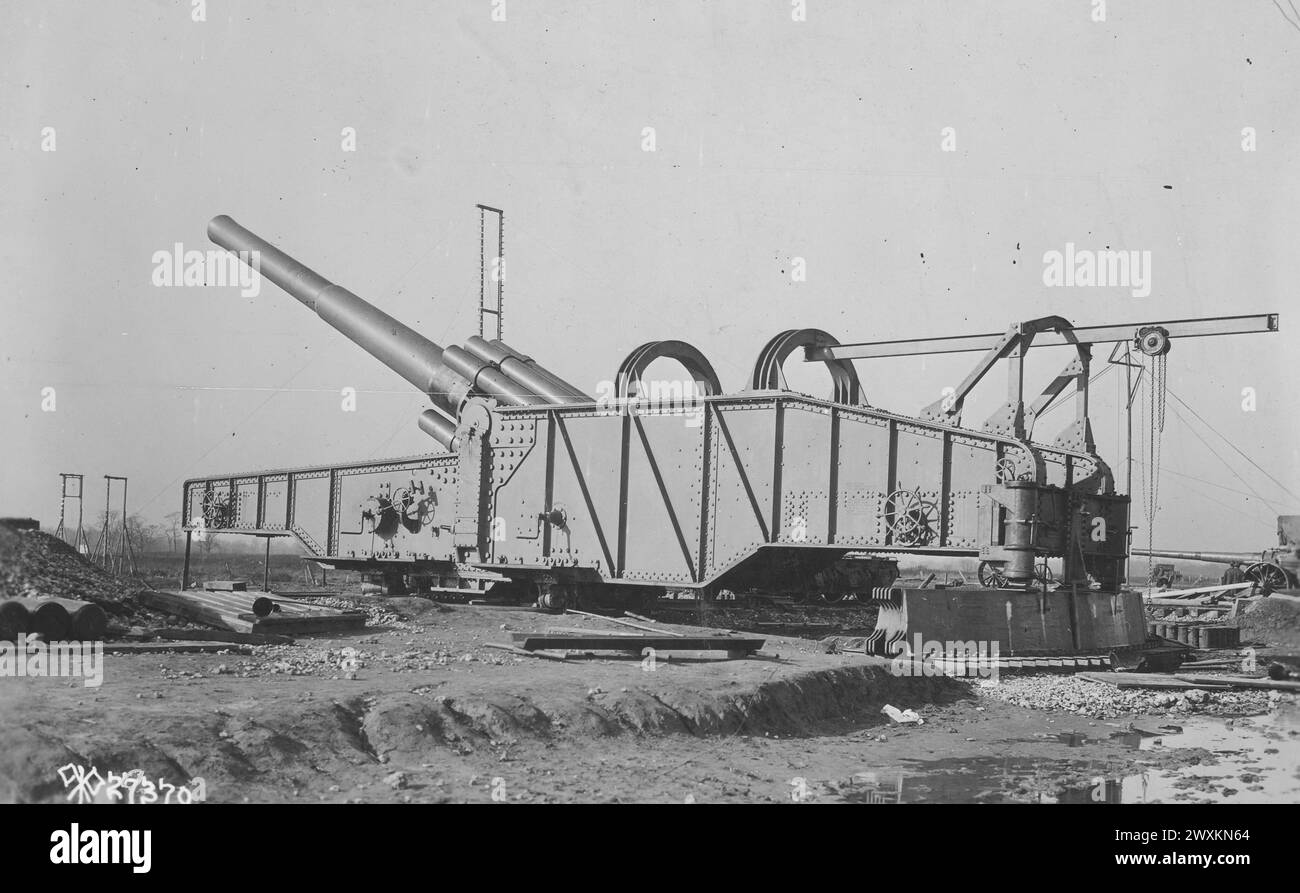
{"left": 808, "top": 313, "right": 1279, "bottom": 361}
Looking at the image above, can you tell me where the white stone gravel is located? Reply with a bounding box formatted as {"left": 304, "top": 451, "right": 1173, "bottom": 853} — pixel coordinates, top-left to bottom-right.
{"left": 977, "top": 673, "right": 1278, "bottom": 718}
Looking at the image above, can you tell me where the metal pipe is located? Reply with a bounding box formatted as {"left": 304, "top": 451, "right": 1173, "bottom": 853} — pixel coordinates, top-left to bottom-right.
{"left": 1001, "top": 482, "right": 1038, "bottom": 583}
{"left": 28, "top": 601, "right": 71, "bottom": 641}
{"left": 464, "top": 336, "right": 591, "bottom": 403}
{"left": 440, "top": 345, "right": 547, "bottom": 406}
{"left": 207, "top": 216, "right": 473, "bottom": 420}
{"left": 38, "top": 598, "right": 107, "bottom": 641}
{"left": 418, "top": 409, "right": 460, "bottom": 450}
{"left": 0, "top": 600, "right": 29, "bottom": 643}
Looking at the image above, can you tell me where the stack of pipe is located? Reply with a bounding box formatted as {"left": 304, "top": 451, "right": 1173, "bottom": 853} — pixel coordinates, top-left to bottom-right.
{"left": 0, "top": 598, "right": 108, "bottom": 642}
{"left": 40, "top": 598, "right": 109, "bottom": 641}
{"left": 0, "top": 600, "right": 27, "bottom": 642}
{"left": 208, "top": 216, "right": 593, "bottom": 450}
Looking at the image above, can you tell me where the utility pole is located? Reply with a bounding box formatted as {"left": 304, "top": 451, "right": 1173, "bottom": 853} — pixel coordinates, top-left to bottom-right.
{"left": 92, "top": 475, "right": 136, "bottom": 575}
{"left": 55, "top": 473, "right": 91, "bottom": 555}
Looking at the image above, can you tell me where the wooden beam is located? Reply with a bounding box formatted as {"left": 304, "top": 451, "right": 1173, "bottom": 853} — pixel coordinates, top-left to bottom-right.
{"left": 512, "top": 633, "right": 764, "bottom": 653}
{"left": 154, "top": 628, "right": 295, "bottom": 646}
{"left": 1176, "top": 674, "right": 1300, "bottom": 692}
{"left": 565, "top": 608, "right": 684, "bottom": 637}
{"left": 483, "top": 642, "right": 567, "bottom": 661}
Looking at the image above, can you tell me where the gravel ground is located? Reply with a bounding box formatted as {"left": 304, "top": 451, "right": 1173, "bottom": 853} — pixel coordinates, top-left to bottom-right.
{"left": 301, "top": 595, "right": 427, "bottom": 630}
{"left": 978, "top": 673, "right": 1280, "bottom": 718}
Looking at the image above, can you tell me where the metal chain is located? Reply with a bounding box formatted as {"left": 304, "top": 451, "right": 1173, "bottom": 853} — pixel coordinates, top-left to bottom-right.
{"left": 1143, "top": 353, "right": 1168, "bottom": 570}
{"left": 1159, "top": 350, "right": 1170, "bottom": 431}
{"left": 1153, "top": 352, "right": 1166, "bottom": 521}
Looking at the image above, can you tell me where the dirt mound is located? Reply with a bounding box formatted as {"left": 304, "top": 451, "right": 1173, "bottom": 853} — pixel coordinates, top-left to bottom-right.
{"left": 0, "top": 662, "right": 963, "bottom": 802}
{"left": 0, "top": 521, "right": 145, "bottom": 619}
{"left": 1235, "top": 595, "right": 1300, "bottom": 651}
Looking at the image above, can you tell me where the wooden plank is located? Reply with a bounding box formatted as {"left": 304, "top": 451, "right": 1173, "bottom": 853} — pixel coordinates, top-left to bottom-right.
{"left": 565, "top": 609, "right": 684, "bottom": 637}
{"left": 177, "top": 589, "right": 335, "bottom": 618}
{"left": 236, "top": 608, "right": 363, "bottom": 623}
{"left": 1176, "top": 674, "right": 1300, "bottom": 692}
{"left": 1147, "top": 599, "right": 1231, "bottom": 610}
{"left": 1079, "top": 672, "right": 1232, "bottom": 691}
{"left": 250, "top": 614, "right": 366, "bottom": 635}
{"left": 1077, "top": 672, "right": 1121, "bottom": 686}
{"left": 1144, "top": 582, "right": 1254, "bottom": 600}
{"left": 154, "top": 628, "right": 294, "bottom": 646}
{"left": 483, "top": 642, "right": 567, "bottom": 661}
{"left": 138, "top": 590, "right": 246, "bottom": 630}
{"left": 512, "top": 634, "right": 764, "bottom": 653}
{"left": 183, "top": 589, "right": 354, "bottom": 619}
{"left": 546, "top": 626, "right": 642, "bottom": 637}
{"left": 458, "top": 602, "right": 543, "bottom": 611}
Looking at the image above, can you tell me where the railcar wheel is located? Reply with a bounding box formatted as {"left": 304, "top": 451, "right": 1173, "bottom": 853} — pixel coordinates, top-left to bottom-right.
{"left": 978, "top": 561, "right": 1008, "bottom": 589}
{"left": 885, "top": 488, "right": 938, "bottom": 546}
{"left": 1034, "top": 562, "right": 1054, "bottom": 588}
{"left": 537, "top": 586, "right": 570, "bottom": 613}
{"left": 1246, "top": 562, "right": 1288, "bottom": 590}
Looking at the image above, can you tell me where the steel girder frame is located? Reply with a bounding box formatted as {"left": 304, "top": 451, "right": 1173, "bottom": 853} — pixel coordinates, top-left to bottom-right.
{"left": 181, "top": 452, "right": 459, "bottom": 562}
{"left": 482, "top": 392, "right": 1124, "bottom": 590}
{"left": 179, "top": 391, "right": 1126, "bottom": 591}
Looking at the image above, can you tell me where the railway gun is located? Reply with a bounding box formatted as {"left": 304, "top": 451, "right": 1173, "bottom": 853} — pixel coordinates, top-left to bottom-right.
{"left": 181, "top": 215, "right": 1279, "bottom": 655}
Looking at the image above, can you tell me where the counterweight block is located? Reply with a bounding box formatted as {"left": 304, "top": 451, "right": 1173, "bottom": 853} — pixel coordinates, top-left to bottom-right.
{"left": 866, "top": 587, "right": 1148, "bottom": 659}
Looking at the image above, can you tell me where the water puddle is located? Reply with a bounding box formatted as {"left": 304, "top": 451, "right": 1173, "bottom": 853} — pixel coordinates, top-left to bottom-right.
{"left": 830, "top": 706, "right": 1300, "bottom": 803}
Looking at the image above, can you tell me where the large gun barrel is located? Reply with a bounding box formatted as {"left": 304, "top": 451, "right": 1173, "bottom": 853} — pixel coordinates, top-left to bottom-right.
{"left": 207, "top": 215, "right": 551, "bottom": 447}
{"left": 1136, "top": 549, "right": 1261, "bottom": 565}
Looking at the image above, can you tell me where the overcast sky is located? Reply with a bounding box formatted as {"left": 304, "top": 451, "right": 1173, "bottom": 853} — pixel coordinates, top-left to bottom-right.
{"left": 2, "top": 0, "right": 1297, "bottom": 554}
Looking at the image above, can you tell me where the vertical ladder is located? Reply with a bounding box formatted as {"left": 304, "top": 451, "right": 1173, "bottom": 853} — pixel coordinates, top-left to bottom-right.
{"left": 477, "top": 204, "right": 504, "bottom": 340}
